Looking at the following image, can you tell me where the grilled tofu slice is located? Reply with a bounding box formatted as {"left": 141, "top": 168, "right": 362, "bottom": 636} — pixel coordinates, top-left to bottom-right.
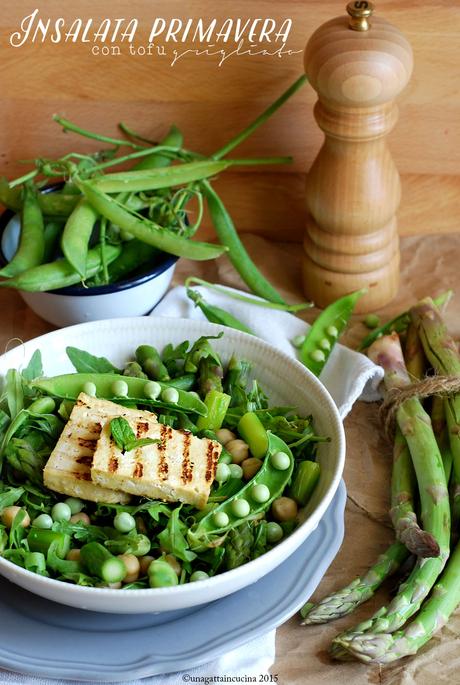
{"left": 91, "top": 417, "right": 222, "bottom": 509}
{"left": 43, "top": 393, "right": 158, "bottom": 504}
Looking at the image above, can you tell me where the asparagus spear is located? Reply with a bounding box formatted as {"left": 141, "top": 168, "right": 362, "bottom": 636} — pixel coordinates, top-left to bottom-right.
{"left": 333, "top": 334, "right": 450, "bottom": 656}
{"left": 389, "top": 325, "right": 439, "bottom": 556}
{"left": 300, "top": 542, "right": 409, "bottom": 624}
{"left": 332, "top": 539, "right": 460, "bottom": 663}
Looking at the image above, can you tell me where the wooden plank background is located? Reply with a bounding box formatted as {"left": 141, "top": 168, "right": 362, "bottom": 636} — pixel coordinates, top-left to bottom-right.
{"left": 0, "top": 0, "right": 459, "bottom": 241}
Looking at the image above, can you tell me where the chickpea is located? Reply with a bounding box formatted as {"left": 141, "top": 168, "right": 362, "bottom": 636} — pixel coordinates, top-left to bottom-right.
{"left": 66, "top": 548, "right": 81, "bottom": 562}
{"left": 135, "top": 515, "right": 148, "bottom": 535}
{"left": 1, "top": 506, "right": 30, "bottom": 529}
{"left": 118, "top": 553, "right": 141, "bottom": 583}
{"left": 215, "top": 428, "right": 236, "bottom": 445}
{"left": 226, "top": 439, "right": 249, "bottom": 464}
{"left": 70, "top": 512, "right": 90, "bottom": 525}
{"left": 241, "top": 457, "right": 263, "bottom": 481}
{"left": 139, "top": 555, "right": 155, "bottom": 576}
{"left": 271, "top": 497, "right": 298, "bottom": 522}
{"left": 164, "top": 554, "right": 182, "bottom": 577}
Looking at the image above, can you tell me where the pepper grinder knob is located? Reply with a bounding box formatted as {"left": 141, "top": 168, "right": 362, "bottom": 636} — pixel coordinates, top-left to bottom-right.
{"left": 302, "top": 2, "right": 413, "bottom": 312}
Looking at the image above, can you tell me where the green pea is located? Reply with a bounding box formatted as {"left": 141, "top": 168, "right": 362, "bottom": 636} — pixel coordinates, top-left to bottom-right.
{"left": 267, "top": 522, "right": 284, "bottom": 543}
{"left": 32, "top": 513, "right": 53, "bottom": 529}
{"left": 114, "top": 512, "right": 136, "bottom": 533}
{"left": 365, "top": 313, "right": 380, "bottom": 329}
{"left": 213, "top": 511, "right": 229, "bottom": 528}
{"left": 326, "top": 325, "right": 339, "bottom": 338}
{"left": 148, "top": 560, "right": 179, "bottom": 588}
{"left": 161, "top": 387, "right": 179, "bottom": 404}
{"left": 271, "top": 451, "right": 291, "bottom": 471}
{"left": 190, "top": 570, "right": 209, "bottom": 582}
{"left": 231, "top": 499, "right": 250, "bottom": 518}
{"left": 219, "top": 453, "right": 232, "bottom": 465}
{"left": 228, "top": 463, "right": 243, "bottom": 480}
{"left": 111, "top": 379, "right": 129, "bottom": 397}
{"left": 64, "top": 497, "right": 83, "bottom": 515}
{"left": 82, "top": 381, "right": 97, "bottom": 397}
{"left": 310, "top": 349, "right": 325, "bottom": 363}
{"left": 292, "top": 334, "right": 306, "bottom": 349}
{"left": 215, "top": 463, "right": 231, "bottom": 483}
{"left": 51, "top": 502, "right": 72, "bottom": 522}
{"left": 251, "top": 484, "right": 270, "bottom": 503}
{"left": 144, "top": 380, "right": 161, "bottom": 400}
{"left": 319, "top": 338, "right": 331, "bottom": 351}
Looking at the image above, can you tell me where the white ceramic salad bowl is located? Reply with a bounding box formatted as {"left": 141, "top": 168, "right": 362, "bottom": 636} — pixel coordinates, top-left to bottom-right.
{"left": 0, "top": 317, "right": 345, "bottom": 614}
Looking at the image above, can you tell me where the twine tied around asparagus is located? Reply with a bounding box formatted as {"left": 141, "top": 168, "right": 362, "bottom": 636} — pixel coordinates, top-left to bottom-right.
{"left": 380, "top": 375, "right": 460, "bottom": 440}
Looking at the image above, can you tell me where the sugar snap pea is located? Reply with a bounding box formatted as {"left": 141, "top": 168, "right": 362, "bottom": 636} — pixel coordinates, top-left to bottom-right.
{"left": 77, "top": 180, "right": 227, "bottom": 262}
{"left": 300, "top": 289, "right": 366, "bottom": 377}
{"left": 61, "top": 198, "right": 99, "bottom": 279}
{"left": 202, "top": 180, "right": 286, "bottom": 305}
{"left": 29, "top": 373, "right": 207, "bottom": 416}
{"left": 0, "top": 178, "right": 79, "bottom": 216}
{"left": 91, "top": 159, "right": 231, "bottom": 194}
{"left": 188, "top": 433, "right": 294, "bottom": 547}
{"left": 43, "top": 221, "right": 63, "bottom": 262}
{"left": 0, "top": 244, "right": 121, "bottom": 292}
{"left": 0, "top": 185, "right": 45, "bottom": 278}
{"left": 132, "top": 125, "right": 183, "bottom": 171}
{"left": 101, "top": 240, "right": 160, "bottom": 284}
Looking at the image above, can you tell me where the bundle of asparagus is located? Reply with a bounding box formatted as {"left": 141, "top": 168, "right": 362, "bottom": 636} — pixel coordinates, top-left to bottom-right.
{"left": 301, "top": 296, "right": 460, "bottom": 664}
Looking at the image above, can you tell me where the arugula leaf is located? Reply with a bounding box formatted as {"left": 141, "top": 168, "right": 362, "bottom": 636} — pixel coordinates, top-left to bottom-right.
{"left": 52, "top": 520, "right": 108, "bottom": 543}
{"left": 66, "top": 346, "right": 120, "bottom": 374}
{"left": 47, "top": 540, "right": 81, "bottom": 574}
{"left": 57, "top": 572, "right": 97, "bottom": 586}
{"left": 9, "top": 508, "right": 28, "bottom": 549}
{"left": 0, "top": 486, "right": 24, "bottom": 511}
{"left": 5, "top": 369, "right": 24, "bottom": 419}
{"left": 110, "top": 417, "right": 159, "bottom": 452}
{"left": 21, "top": 350, "right": 43, "bottom": 382}
{"left": 162, "top": 341, "right": 190, "bottom": 376}
{"left": 158, "top": 506, "right": 196, "bottom": 565}
{"left": 0, "top": 525, "right": 7, "bottom": 552}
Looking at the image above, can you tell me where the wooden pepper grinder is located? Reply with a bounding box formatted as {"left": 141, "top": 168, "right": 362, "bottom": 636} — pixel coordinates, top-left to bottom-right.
{"left": 302, "top": 1, "right": 413, "bottom": 312}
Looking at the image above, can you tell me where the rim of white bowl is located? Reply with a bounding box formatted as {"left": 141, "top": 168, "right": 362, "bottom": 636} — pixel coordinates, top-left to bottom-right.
{"left": 0, "top": 317, "right": 346, "bottom": 599}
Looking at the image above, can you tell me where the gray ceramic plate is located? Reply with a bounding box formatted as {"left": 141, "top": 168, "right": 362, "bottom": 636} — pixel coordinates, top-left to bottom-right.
{"left": 0, "top": 482, "right": 346, "bottom": 682}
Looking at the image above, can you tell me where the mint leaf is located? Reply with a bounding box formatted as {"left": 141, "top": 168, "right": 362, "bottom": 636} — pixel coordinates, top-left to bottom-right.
{"left": 110, "top": 418, "right": 159, "bottom": 453}
{"left": 22, "top": 350, "right": 43, "bottom": 381}
{"left": 66, "top": 347, "right": 120, "bottom": 374}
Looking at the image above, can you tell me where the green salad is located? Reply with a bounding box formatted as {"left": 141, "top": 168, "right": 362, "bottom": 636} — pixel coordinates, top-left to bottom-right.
{"left": 0, "top": 334, "right": 327, "bottom": 588}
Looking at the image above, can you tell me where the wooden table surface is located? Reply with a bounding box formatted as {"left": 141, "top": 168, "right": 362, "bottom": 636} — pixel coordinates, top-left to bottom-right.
{"left": 1, "top": 230, "right": 460, "bottom": 684}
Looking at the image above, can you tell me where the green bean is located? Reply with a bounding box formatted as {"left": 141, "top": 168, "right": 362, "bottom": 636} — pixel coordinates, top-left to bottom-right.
{"left": 186, "top": 287, "right": 254, "bottom": 335}
{"left": 29, "top": 372, "right": 207, "bottom": 416}
{"left": 0, "top": 244, "right": 121, "bottom": 292}
{"left": 27, "top": 529, "right": 70, "bottom": 558}
{"left": 80, "top": 542, "right": 127, "bottom": 583}
{"left": 196, "top": 391, "right": 231, "bottom": 431}
{"left": 202, "top": 181, "right": 285, "bottom": 304}
{"left": 91, "top": 160, "right": 231, "bottom": 194}
{"left": 132, "top": 125, "right": 183, "bottom": 170}
{"left": 0, "top": 185, "right": 45, "bottom": 278}
{"left": 189, "top": 433, "right": 294, "bottom": 547}
{"left": 77, "top": 180, "right": 227, "bottom": 262}
{"left": 300, "top": 289, "right": 366, "bottom": 377}
{"left": 61, "top": 198, "right": 99, "bottom": 278}
{"left": 43, "top": 221, "right": 63, "bottom": 262}
{"left": 290, "top": 460, "right": 320, "bottom": 506}
{"left": 238, "top": 412, "right": 268, "bottom": 459}
{"left": 136, "top": 345, "right": 170, "bottom": 381}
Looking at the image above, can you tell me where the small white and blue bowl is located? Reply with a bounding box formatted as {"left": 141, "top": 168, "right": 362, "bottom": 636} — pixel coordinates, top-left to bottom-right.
{"left": 0, "top": 202, "right": 178, "bottom": 328}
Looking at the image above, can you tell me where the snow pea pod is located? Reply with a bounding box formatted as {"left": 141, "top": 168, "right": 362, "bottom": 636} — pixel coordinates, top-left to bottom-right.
{"left": 29, "top": 373, "right": 207, "bottom": 416}
{"left": 77, "top": 180, "right": 227, "bottom": 262}
{"left": 61, "top": 198, "right": 99, "bottom": 279}
{"left": 0, "top": 185, "right": 45, "bottom": 277}
{"left": 300, "top": 289, "right": 366, "bottom": 377}
{"left": 43, "top": 221, "right": 64, "bottom": 262}
{"left": 91, "top": 159, "right": 231, "bottom": 194}
{"left": 0, "top": 244, "right": 121, "bottom": 292}
{"left": 104, "top": 240, "right": 160, "bottom": 284}
{"left": 188, "top": 432, "right": 294, "bottom": 547}
{"left": 132, "top": 125, "right": 183, "bottom": 171}
{"left": 202, "top": 180, "right": 286, "bottom": 305}
{"left": 0, "top": 179, "right": 79, "bottom": 216}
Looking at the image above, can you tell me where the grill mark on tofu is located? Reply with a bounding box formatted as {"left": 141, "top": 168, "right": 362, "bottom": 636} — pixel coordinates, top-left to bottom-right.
{"left": 73, "top": 471, "right": 91, "bottom": 481}
{"left": 87, "top": 421, "right": 102, "bottom": 435}
{"left": 109, "top": 456, "right": 119, "bottom": 473}
{"left": 76, "top": 455, "right": 93, "bottom": 466}
{"left": 133, "top": 461, "right": 144, "bottom": 478}
{"left": 205, "top": 442, "right": 219, "bottom": 483}
{"left": 181, "top": 432, "right": 193, "bottom": 484}
{"left": 77, "top": 437, "right": 98, "bottom": 450}
{"left": 136, "top": 421, "right": 149, "bottom": 438}
{"left": 158, "top": 424, "right": 171, "bottom": 481}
